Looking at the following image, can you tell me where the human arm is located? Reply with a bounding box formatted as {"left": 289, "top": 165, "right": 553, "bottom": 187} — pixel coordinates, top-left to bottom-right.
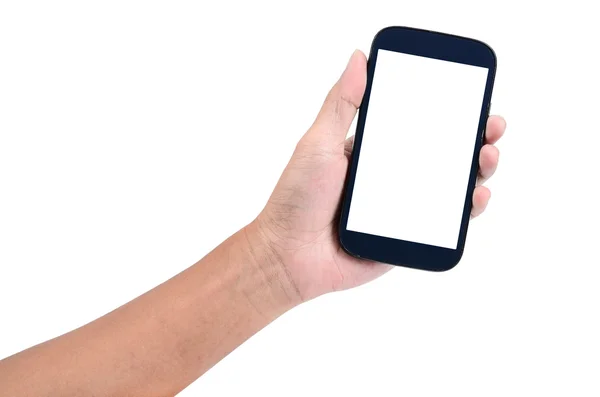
{"left": 0, "top": 50, "right": 505, "bottom": 396}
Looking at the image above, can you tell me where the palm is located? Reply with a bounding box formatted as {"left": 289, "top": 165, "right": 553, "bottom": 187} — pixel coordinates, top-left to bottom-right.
{"left": 260, "top": 134, "right": 389, "bottom": 301}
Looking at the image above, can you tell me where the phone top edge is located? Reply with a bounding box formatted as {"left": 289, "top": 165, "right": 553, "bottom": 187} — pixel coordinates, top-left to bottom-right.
{"left": 371, "top": 25, "right": 497, "bottom": 70}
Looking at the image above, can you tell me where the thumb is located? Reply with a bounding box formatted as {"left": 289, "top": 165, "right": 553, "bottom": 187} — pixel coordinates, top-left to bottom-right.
{"left": 308, "top": 50, "right": 367, "bottom": 145}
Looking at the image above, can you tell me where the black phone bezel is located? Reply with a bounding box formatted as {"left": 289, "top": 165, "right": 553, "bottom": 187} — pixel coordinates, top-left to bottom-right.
{"left": 338, "top": 26, "right": 497, "bottom": 272}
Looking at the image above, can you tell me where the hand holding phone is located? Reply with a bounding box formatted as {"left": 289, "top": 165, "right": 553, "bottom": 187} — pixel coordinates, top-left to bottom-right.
{"left": 339, "top": 26, "right": 497, "bottom": 271}
{"left": 256, "top": 27, "right": 503, "bottom": 300}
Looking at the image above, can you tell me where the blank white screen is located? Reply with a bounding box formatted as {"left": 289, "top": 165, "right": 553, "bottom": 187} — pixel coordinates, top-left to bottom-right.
{"left": 346, "top": 49, "right": 488, "bottom": 249}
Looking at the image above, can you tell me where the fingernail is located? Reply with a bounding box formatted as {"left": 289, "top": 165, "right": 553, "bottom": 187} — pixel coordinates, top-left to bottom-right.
{"left": 346, "top": 50, "right": 358, "bottom": 67}
{"left": 342, "top": 50, "right": 358, "bottom": 76}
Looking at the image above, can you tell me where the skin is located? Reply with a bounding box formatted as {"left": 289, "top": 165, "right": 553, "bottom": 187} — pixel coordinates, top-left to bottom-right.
{"left": 0, "top": 50, "right": 505, "bottom": 396}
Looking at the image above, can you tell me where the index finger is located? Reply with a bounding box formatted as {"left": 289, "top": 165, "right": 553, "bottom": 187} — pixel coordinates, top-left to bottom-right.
{"left": 485, "top": 115, "right": 506, "bottom": 145}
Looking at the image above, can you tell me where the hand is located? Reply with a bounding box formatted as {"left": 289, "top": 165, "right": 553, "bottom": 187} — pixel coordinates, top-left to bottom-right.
{"left": 252, "top": 50, "right": 506, "bottom": 302}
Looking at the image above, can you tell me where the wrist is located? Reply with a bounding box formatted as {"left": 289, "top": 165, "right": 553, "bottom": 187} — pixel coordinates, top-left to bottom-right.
{"left": 235, "top": 220, "right": 304, "bottom": 315}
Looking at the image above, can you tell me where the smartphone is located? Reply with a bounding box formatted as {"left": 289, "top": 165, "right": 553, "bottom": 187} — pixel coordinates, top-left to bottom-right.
{"left": 338, "top": 26, "right": 496, "bottom": 271}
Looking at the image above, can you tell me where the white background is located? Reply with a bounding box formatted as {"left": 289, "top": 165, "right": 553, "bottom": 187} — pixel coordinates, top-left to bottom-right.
{"left": 348, "top": 50, "right": 489, "bottom": 249}
{"left": 0, "top": 1, "right": 598, "bottom": 396}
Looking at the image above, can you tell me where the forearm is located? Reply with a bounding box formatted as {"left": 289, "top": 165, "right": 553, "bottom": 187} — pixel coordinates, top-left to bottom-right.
{"left": 0, "top": 221, "right": 301, "bottom": 397}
